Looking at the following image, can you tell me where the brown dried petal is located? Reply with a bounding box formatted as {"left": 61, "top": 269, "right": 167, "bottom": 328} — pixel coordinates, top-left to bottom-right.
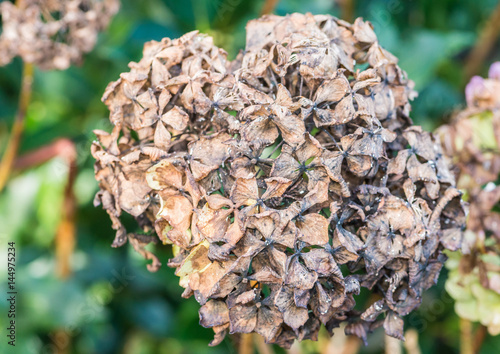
{"left": 335, "top": 225, "right": 364, "bottom": 254}
{"left": 231, "top": 178, "right": 258, "bottom": 206}
{"left": 302, "top": 249, "right": 342, "bottom": 278}
{"left": 296, "top": 214, "right": 330, "bottom": 245}
{"left": 229, "top": 305, "right": 257, "bottom": 334}
{"left": 270, "top": 148, "right": 301, "bottom": 181}
{"left": 189, "top": 133, "right": 231, "bottom": 180}
{"left": 313, "top": 75, "right": 350, "bottom": 104}
{"left": 197, "top": 204, "right": 233, "bottom": 242}
{"left": 199, "top": 300, "right": 230, "bottom": 328}
{"left": 161, "top": 106, "right": 189, "bottom": 132}
{"left": 274, "top": 113, "right": 306, "bottom": 147}
{"left": 146, "top": 160, "right": 184, "bottom": 190}
{"left": 286, "top": 256, "right": 318, "bottom": 289}
{"left": 276, "top": 287, "right": 310, "bottom": 330}
{"left": 262, "top": 177, "right": 292, "bottom": 199}
{"left": 241, "top": 117, "right": 280, "bottom": 149}
{"left": 255, "top": 305, "right": 283, "bottom": 342}
{"left": 158, "top": 195, "right": 193, "bottom": 248}
{"left": 154, "top": 121, "right": 171, "bottom": 150}
{"left": 383, "top": 312, "right": 405, "bottom": 341}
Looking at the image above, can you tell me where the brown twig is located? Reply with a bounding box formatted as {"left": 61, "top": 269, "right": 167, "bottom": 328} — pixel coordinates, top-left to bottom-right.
{"left": 13, "top": 138, "right": 76, "bottom": 170}
{"left": 0, "top": 62, "right": 34, "bottom": 192}
{"left": 460, "top": 318, "right": 474, "bottom": 354}
{"left": 464, "top": 1, "right": 500, "bottom": 79}
{"left": 260, "top": 0, "right": 279, "bottom": 16}
{"left": 55, "top": 146, "right": 77, "bottom": 279}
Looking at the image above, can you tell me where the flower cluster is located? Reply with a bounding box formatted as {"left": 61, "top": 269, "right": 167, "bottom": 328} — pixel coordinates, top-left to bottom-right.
{"left": 93, "top": 13, "right": 465, "bottom": 347}
{"left": 439, "top": 63, "right": 500, "bottom": 335}
{"left": 0, "top": 0, "right": 119, "bottom": 70}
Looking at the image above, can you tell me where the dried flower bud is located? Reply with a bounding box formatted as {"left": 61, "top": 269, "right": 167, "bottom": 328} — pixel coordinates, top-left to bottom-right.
{"left": 0, "top": 0, "right": 119, "bottom": 70}
{"left": 438, "top": 63, "right": 500, "bottom": 335}
{"left": 94, "top": 13, "right": 465, "bottom": 347}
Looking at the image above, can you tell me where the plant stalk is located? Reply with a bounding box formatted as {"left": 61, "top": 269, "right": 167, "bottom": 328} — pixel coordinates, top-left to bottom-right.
{"left": 254, "top": 334, "right": 273, "bottom": 354}
{"left": 54, "top": 139, "right": 77, "bottom": 354}
{"left": 11, "top": 139, "right": 77, "bottom": 352}
{"left": 12, "top": 138, "right": 77, "bottom": 278}
{"left": 239, "top": 333, "right": 253, "bottom": 354}
{"left": 404, "top": 329, "right": 422, "bottom": 354}
{"left": 460, "top": 318, "right": 474, "bottom": 354}
{"left": 338, "top": 0, "right": 355, "bottom": 22}
{"left": 55, "top": 150, "right": 77, "bottom": 279}
{"left": 0, "top": 61, "right": 34, "bottom": 192}
{"left": 473, "top": 324, "right": 487, "bottom": 354}
{"left": 385, "top": 334, "right": 402, "bottom": 354}
{"left": 260, "top": 0, "right": 279, "bottom": 16}
{"left": 464, "top": 1, "right": 500, "bottom": 79}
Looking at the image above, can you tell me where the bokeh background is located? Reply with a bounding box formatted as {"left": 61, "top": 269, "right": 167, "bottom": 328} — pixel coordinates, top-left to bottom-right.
{"left": 1, "top": 0, "right": 500, "bottom": 353}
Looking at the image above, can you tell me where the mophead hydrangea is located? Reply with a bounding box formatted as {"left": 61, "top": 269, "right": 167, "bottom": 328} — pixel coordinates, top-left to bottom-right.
{"left": 0, "top": 0, "right": 119, "bottom": 70}
{"left": 438, "top": 63, "right": 500, "bottom": 335}
{"left": 93, "top": 13, "right": 466, "bottom": 347}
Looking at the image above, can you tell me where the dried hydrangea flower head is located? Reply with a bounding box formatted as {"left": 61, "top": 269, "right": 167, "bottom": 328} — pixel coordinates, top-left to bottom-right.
{"left": 438, "top": 62, "right": 500, "bottom": 335}
{"left": 93, "top": 13, "right": 466, "bottom": 347}
{"left": 0, "top": 0, "right": 119, "bottom": 70}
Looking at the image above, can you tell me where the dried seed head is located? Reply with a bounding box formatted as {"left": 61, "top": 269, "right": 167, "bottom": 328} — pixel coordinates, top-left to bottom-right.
{"left": 0, "top": 0, "right": 119, "bottom": 70}
{"left": 94, "top": 13, "right": 465, "bottom": 347}
{"left": 438, "top": 63, "right": 500, "bottom": 335}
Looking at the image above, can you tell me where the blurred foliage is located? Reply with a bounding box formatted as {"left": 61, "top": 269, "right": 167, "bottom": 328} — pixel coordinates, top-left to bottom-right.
{"left": 2, "top": 0, "right": 500, "bottom": 353}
